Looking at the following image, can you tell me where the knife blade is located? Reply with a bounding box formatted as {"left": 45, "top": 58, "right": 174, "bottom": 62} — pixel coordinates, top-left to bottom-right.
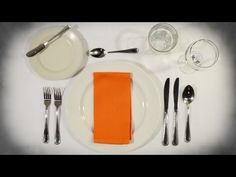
{"left": 26, "top": 25, "right": 71, "bottom": 57}
{"left": 164, "top": 78, "right": 170, "bottom": 113}
{"left": 174, "top": 78, "right": 179, "bottom": 112}
{"left": 26, "top": 43, "right": 47, "bottom": 58}
{"left": 172, "top": 77, "right": 179, "bottom": 146}
{"left": 162, "top": 78, "right": 170, "bottom": 146}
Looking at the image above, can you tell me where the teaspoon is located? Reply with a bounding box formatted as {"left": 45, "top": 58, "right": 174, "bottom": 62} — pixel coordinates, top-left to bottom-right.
{"left": 182, "top": 85, "right": 195, "bottom": 142}
{"left": 89, "top": 48, "right": 139, "bottom": 58}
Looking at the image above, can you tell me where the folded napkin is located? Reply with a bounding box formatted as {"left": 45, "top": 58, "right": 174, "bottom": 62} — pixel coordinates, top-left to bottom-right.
{"left": 93, "top": 72, "right": 132, "bottom": 144}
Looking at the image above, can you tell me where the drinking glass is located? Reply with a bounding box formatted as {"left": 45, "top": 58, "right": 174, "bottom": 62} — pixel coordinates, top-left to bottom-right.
{"left": 148, "top": 23, "right": 178, "bottom": 52}
{"left": 179, "top": 39, "right": 219, "bottom": 73}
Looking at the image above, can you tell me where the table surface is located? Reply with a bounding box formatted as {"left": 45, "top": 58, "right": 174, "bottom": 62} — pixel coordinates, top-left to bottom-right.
{"left": 0, "top": 22, "right": 235, "bottom": 154}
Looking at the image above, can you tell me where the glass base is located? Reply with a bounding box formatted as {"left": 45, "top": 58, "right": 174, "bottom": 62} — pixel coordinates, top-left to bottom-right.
{"left": 177, "top": 55, "right": 196, "bottom": 74}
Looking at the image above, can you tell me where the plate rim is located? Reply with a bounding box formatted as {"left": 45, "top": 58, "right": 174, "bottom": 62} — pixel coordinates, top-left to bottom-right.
{"left": 61, "top": 60, "right": 163, "bottom": 153}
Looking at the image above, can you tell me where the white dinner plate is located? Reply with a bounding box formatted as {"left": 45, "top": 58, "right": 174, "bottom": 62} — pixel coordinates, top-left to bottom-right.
{"left": 62, "top": 60, "right": 163, "bottom": 153}
{"left": 26, "top": 26, "right": 88, "bottom": 80}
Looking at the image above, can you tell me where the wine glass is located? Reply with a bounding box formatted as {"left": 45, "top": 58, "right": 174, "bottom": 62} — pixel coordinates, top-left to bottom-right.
{"left": 178, "top": 39, "right": 219, "bottom": 73}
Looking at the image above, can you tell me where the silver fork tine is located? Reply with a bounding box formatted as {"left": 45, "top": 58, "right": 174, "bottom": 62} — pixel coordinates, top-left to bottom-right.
{"left": 59, "top": 88, "right": 61, "bottom": 100}
{"left": 45, "top": 88, "right": 47, "bottom": 99}
{"left": 48, "top": 88, "right": 51, "bottom": 99}
{"left": 47, "top": 88, "right": 50, "bottom": 99}
{"left": 57, "top": 88, "right": 59, "bottom": 100}
{"left": 46, "top": 87, "right": 48, "bottom": 97}
{"left": 49, "top": 88, "right": 51, "bottom": 99}
{"left": 56, "top": 88, "right": 60, "bottom": 100}
{"left": 53, "top": 88, "right": 57, "bottom": 100}
{"left": 57, "top": 88, "right": 60, "bottom": 99}
{"left": 55, "top": 88, "right": 57, "bottom": 99}
{"left": 43, "top": 87, "right": 46, "bottom": 99}
{"left": 45, "top": 87, "right": 48, "bottom": 99}
{"left": 53, "top": 88, "right": 56, "bottom": 99}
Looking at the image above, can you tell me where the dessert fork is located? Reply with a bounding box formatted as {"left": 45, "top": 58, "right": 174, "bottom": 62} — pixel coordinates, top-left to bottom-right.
{"left": 43, "top": 87, "right": 51, "bottom": 143}
{"left": 54, "top": 88, "right": 62, "bottom": 145}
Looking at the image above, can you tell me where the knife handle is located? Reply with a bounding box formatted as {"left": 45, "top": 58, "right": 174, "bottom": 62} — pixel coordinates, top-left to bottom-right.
{"left": 48, "top": 25, "right": 71, "bottom": 44}
{"left": 172, "top": 112, "right": 178, "bottom": 146}
{"left": 162, "top": 112, "right": 169, "bottom": 146}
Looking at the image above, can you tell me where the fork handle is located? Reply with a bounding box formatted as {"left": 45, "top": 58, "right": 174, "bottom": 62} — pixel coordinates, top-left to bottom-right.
{"left": 55, "top": 108, "right": 61, "bottom": 145}
{"left": 43, "top": 108, "right": 49, "bottom": 143}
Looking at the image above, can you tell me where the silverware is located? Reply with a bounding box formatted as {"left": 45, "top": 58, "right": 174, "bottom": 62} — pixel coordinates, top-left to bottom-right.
{"left": 162, "top": 78, "right": 170, "bottom": 146}
{"left": 26, "top": 25, "right": 71, "bottom": 57}
{"left": 172, "top": 78, "right": 179, "bottom": 146}
{"left": 182, "top": 85, "right": 195, "bottom": 142}
{"left": 89, "top": 48, "right": 139, "bottom": 58}
{"left": 53, "top": 88, "right": 62, "bottom": 145}
{"left": 43, "top": 87, "right": 51, "bottom": 143}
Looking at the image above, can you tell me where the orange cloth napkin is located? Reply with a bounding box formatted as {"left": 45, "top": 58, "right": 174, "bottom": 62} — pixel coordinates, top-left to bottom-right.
{"left": 93, "top": 72, "right": 132, "bottom": 144}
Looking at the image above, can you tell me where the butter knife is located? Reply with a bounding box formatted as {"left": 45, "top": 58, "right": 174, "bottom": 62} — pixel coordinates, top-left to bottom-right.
{"left": 172, "top": 78, "right": 179, "bottom": 146}
{"left": 162, "top": 78, "right": 170, "bottom": 146}
{"left": 26, "top": 25, "right": 71, "bottom": 57}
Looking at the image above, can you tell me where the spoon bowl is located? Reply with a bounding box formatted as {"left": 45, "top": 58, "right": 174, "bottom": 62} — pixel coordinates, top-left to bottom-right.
{"left": 89, "top": 48, "right": 107, "bottom": 58}
{"left": 183, "top": 85, "right": 195, "bottom": 104}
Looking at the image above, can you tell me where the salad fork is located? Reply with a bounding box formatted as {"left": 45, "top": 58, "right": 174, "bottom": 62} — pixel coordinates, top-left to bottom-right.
{"left": 54, "top": 88, "right": 62, "bottom": 145}
{"left": 43, "top": 87, "right": 51, "bottom": 143}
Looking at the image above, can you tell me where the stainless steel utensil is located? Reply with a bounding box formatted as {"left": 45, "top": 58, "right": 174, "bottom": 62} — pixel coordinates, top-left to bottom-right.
{"left": 182, "top": 85, "right": 195, "bottom": 142}
{"left": 54, "top": 88, "right": 62, "bottom": 145}
{"left": 89, "top": 48, "right": 139, "bottom": 58}
{"left": 26, "top": 25, "right": 71, "bottom": 57}
{"left": 172, "top": 78, "right": 179, "bottom": 146}
{"left": 162, "top": 78, "right": 170, "bottom": 146}
{"left": 43, "top": 87, "right": 51, "bottom": 143}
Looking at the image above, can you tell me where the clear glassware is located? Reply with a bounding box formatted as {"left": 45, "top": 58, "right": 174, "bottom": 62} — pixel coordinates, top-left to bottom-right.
{"left": 148, "top": 23, "right": 178, "bottom": 52}
{"left": 179, "top": 39, "right": 219, "bottom": 73}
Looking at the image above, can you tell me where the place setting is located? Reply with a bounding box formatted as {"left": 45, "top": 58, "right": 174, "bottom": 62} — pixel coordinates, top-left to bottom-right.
{"left": 24, "top": 23, "right": 219, "bottom": 153}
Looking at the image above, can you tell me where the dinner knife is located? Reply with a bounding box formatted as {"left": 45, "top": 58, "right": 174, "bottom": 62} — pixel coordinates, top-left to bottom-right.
{"left": 162, "top": 78, "right": 170, "bottom": 146}
{"left": 172, "top": 78, "right": 179, "bottom": 146}
{"left": 26, "top": 25, "right": 71, "bottom": 57}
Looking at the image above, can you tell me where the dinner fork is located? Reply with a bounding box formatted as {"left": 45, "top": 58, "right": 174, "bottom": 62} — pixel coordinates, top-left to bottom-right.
{"left": 43, "top": 87, "right": 51, "bottom": 143}
{"left": 54, "top": 88, "right": 62, "bottom": 145}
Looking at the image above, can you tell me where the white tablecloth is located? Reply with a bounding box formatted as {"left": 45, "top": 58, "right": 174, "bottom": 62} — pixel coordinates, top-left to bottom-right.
{"left": 0, "top": 22, "right": 234, "bottom": 154}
